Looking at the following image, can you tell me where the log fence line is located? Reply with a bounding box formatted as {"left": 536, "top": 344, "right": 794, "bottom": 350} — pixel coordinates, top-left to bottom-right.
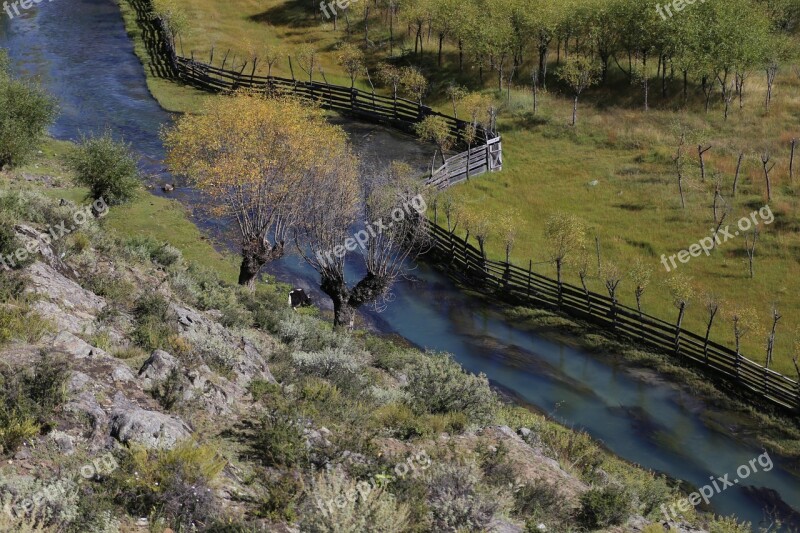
{"left": 422, "top": 221, "right": 800, "bottom": 413}
{"left": 154, "top": 19, "right": 502, "bottom": 188}
{"left": 147, "top": 7, "right": 797, "bottom": 413}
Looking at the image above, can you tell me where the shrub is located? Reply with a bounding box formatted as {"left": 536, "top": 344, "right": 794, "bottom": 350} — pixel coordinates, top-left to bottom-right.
{"left": 0, "top": 216, "right": 33, "bottom": 271}
{"left": 185, "top": 329, "right": 239, "bottom": 377}
{"left": 515, "top": 482, "right": 572, "bottom": 527}
{"left": 405, "top": 352, "right": 497, "bottom": 424}
{"left": 292, "top": 347, "right": 365, "bottom": 380}
{"left": 708, "top": 515, "right": 752, "bottom": 533}
{"left": 299, "top": 468, "right": 410, "bottom": 533}
{"left": 0, "top": 270, "right": 27, "bottom": 303}
{"left": 67, "top": 132, "right": 139, "bottom": 206}
{"left": 0, "top": 355, "right": 69, "bottom": 454}
{"left": 0, "top": 299, "right": 51, "bottom": 346}
{"left": 0, "top": 67, "right": 57, "bottom": 168}
{"left": 111, "top": 441, "right": 225, "bottom": 530}
{"left": 577, "top": 486, "right": 631, "bottom": 529}
{"left": 255, "top": 471, "right": 303, "bottom": 522}
{"left": 131, "top": 292, "right": 177, "bottom": 352}
{"left": 427, "top": 462, "right": 504, "bottom": 531}
{"left": 253, "top": 405, "right": 308, "bottom": 467}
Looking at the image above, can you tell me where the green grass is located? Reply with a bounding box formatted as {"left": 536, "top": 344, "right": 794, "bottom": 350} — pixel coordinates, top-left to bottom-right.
{"left": 116, "top": 0, "right": 800, "bottom": 378}
{"left": 15, "top": 142, "right": 241, "bottom": 283}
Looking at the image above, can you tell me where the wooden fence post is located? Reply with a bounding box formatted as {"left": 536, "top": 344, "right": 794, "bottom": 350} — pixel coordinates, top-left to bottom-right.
{"left": 527, "top": 260, "right": 532, "bottom": 301}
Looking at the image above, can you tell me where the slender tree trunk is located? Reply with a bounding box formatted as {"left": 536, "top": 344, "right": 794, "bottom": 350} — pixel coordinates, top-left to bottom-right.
{"left": 572, "top": 95, "right": 578, "bottom": 126}
{"left": 675, "top": 303, "right": 686, "bottom": 355}
{"left": 733, "top": 152, "right": 743, "bottom": 197}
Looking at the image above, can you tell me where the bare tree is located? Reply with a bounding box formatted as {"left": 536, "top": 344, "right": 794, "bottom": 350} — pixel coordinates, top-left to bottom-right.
{"left": 702, "top": 292, "right": 721, "bottom": 364}
{"left": 744, "top": 227, "right": 759, "bottom": 279}
{"left": 761, "top": 150, "right": 775, "bottom": 202}
{"left": 732, "top": 152, "right": 744, "bottom": 197}
{"left": 674, "top": 131, "right": 688, "bottom": 208}
{"left": 766, "top": 306, "right": 781, "bottom": 369}
{"left": 765, "top": 61, "right": 778, "bottom": 111}
{"left": 698, "top": 144, "right": 712, "bottom": 182}
{"left": 630, "top": 259, "right": 651, "bottom": 320}
{"left": 297, "top": 161, "right": 430, "bottom": 328}
{"left": 600, "top": 261, "right": 623, "bottom": 328}
{"left": 790, "top": 138, "right": 796, "bottom": 183}
{"left": 665, "top": 274, "right": 693, "bottom": 355}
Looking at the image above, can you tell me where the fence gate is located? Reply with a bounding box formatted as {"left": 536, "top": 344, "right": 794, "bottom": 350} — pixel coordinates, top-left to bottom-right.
{"left": 488, "top": 138, "right": 503, "bottom": 172}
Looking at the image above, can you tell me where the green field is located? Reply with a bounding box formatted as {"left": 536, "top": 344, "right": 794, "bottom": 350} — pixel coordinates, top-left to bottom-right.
{"left": 118, "top": 0, "right": 800, "bottom": 377}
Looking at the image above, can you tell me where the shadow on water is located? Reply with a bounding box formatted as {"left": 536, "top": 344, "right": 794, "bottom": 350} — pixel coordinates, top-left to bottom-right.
{"left": 1, "top": 1, "right": 799, "bottom": 529}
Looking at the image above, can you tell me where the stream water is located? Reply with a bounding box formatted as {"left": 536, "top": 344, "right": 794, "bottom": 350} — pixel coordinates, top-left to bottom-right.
{"left": 1, "top": 0, "right": 798, "bottom": 529}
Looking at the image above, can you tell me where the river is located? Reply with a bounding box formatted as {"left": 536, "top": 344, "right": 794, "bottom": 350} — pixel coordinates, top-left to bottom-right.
{"left": 1, "top": 0, "right": 798, "bottom": 529}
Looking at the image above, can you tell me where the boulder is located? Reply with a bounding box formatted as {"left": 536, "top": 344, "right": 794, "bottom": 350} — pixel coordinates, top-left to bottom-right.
{"left": 110, "top": 406, "right": 191, "bottom": 449}
{"left": 138, "top": 350, "right": 179, "bottom": 390}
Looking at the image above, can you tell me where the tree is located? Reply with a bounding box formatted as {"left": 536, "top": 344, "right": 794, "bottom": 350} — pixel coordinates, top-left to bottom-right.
{"left": 701, "top": 292, "right": 722, "bottom": 363}
{"left": 297, "top": 161, "right": 429, "bottom": 328}
{"left": 445, "top": 83, "right": 468, "bottom": 119}
{"left": 0, "top": 53, "right": 57, "bottom": 169}
{"left": 400, "top": 66, "right": 428, "bottom": 105}
{"left": 727, "top": 305, "right": 761, "bottom": 377}
{"left": 664, "top": 274, "right": 693, "bottom": 355}
{"left": 630, "top": 258, "right": 652, "bottom": 320}
{"left": 67, "top": 132, "right": 140, "bottom": 207}
{"left": 600, "top": 260, "right": 623, "bottom": 327}
{"left": 415, "top": 116, "right": 454, "bottom": 171}
{"left": 295, "top": 44, "right": 319, "bottom": 82}
{"left": 556, "top": 56, "right": 600, "bottom": 126}
{"left": 544, "top": 212, "right": 587, "bottom": 305}
{"left": 260, "top": 44, "right": 283, "bottom": 77}
{"left": 377, "top": 63, "right": 402, "bottom": 100}
{"left": 336, "top": 42, "right": 365, "bottom": 88}
{"left": 151, "top": 0, "right": 189, "bottom": 46}
{"left": 164, "top": 92, "right": 339, "bottom": 288}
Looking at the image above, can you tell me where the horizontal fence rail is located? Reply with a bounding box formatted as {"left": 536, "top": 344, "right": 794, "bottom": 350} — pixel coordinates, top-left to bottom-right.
{"left": 421, "top": 221, "right": 800, "bottom": 413}
{"left": 147, "top": 6, "right": 797, "bottom": 413}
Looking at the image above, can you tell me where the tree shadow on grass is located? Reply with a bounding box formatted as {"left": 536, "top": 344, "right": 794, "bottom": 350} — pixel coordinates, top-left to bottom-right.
{"left": 248, "top": 0, "right": 321, "bottom": 29}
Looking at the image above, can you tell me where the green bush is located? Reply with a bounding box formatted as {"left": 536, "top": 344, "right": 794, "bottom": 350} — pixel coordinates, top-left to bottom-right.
{"left": 131, "top": 292, "right": 177, "bottom": 352}
{"left": 67, "top": 132, "right": 139, "bottom": 206}
{"left": 427, "top": 462, "right": 503, "bottom": 531}
{"left": 577, "top": 486, "right": 631, "bottom": 530}
{"left": 0, "top": 216, "right": 33, "bottom": 271}
{"left": 0, "top": 355, "right": 69, "bottom": 455}
{"left": 111, "top": 441, "right": 225, "bottom": 530}
{"left": 405, "top": 352, "right": 497, "bottom": 425}
{"left": 0, "top": 60, "right": 57, "bottom": 168}
{"left": 516, "top": 482, "right": 571, "bottom": 528}
{"left": 253, "top": 405, "right": 308, "bottom": 467}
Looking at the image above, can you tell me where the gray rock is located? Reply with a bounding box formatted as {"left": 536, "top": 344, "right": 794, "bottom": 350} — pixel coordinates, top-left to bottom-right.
{"left": 519, "top": 427, "right": 532, "bottom": 439}
{"left": 51, "top": 331, "right": 107, "bottom": 359}
{"left": 50, "top": 431, "right": 75, "bottom": 455}
{"left": 110, "top": 406, "right": 191, "bottom": 449}
{"left": 138, "top": 350, "right": 179, "bottom": 390}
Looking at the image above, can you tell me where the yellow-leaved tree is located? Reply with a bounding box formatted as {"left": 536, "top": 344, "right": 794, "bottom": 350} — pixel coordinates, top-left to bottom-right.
{"left": 163, "top": 91, "right": 352, "bottom": 288}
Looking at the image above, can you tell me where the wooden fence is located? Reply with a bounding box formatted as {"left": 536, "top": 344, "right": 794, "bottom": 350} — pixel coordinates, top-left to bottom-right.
{"left": 147, "top": 7, "right": 797, "bottom": 413}
{"left": 423, "top": 221, "right": 800, "bottom": 413}
{"left": 154, "top": 22, "right": 502, "bottom": 186}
